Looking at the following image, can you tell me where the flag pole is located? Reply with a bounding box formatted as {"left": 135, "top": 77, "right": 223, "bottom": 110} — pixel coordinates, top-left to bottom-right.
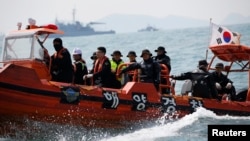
{"left": 206, "top": 18, "right": 212, "bottom": 61}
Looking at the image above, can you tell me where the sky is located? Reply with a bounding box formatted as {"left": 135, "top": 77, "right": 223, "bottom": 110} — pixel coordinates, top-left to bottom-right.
{"left": 0, "top": 0, "right": 249, "bottom": 34}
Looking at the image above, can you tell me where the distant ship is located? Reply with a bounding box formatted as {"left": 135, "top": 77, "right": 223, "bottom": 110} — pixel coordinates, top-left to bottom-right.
{"left": 138, "top": 25, "right": 159, "bottom": 32}
{"left": 54, "top": 9, "right": 115, "bottom": 37}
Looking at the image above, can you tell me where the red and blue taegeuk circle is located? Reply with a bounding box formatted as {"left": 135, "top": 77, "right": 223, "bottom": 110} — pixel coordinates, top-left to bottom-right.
{"left": 223, "top": 31, "right": 231, "bottom": 43}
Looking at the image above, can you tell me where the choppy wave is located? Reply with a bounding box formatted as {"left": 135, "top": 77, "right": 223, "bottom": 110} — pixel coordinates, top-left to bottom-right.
{"left": 100, "top": 107, "right": 250, "bottom": 141}
{"left": 1, "top": 107, "right": 249, "bottom": 141}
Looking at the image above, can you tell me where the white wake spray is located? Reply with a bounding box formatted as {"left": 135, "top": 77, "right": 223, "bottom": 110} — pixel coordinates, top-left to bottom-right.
{"left": 100, "top": 107, "right": 250, "bottom": 141}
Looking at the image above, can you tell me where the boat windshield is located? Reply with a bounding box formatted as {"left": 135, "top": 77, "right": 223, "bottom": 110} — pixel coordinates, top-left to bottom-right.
{"left": 1, "top": 35, "right": 44, "bottom": 62}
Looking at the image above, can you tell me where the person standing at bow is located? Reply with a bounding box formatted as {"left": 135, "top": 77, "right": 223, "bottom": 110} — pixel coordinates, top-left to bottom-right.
{"left": 50, "top": 38, "right": 73, "bottom": 83}
{"left": 72, "top": 48, "right": 88, "bottom": 85}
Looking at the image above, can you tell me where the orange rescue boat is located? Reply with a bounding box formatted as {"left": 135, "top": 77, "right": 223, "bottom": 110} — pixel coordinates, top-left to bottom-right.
{"left": 0, "top": 25, "right": 250, "bottom": 130}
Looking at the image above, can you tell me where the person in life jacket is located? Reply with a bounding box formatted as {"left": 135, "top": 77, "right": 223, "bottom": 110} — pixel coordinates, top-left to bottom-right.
{"left": 119, "top": 49, "right": 161, "bottom": 91}
{"left": 110, "top": 50, "right": 125, "bottom": 82}
{"left": 83, "top": 46, "right": 121, "bottom": 89}
{"left": 72, "top": 48, "right": 88, "bottom": 84}
{"left": 50, "top": 38, "right": 73, "bottom": 83}
{"left": 171, "top": 59, "right": 218, "bottom": 99}
{"left": 153, "top": 46, "right": 171, "bottom": 94}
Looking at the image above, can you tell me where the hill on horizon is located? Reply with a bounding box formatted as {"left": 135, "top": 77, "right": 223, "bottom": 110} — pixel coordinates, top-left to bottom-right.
{"left": 97, "top": 13, "right": 250, "bottom": 33}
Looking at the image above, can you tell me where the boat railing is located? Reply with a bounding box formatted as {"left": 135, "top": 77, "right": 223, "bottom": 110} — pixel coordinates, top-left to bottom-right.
{"left": 116, "top": 63, "right": 175, "bottom": 95}
{"left": 116, "top": 63, "right": 138, "bottom": 82}
{"left": 159, "top": 64, "right": 175, "bottom": 95}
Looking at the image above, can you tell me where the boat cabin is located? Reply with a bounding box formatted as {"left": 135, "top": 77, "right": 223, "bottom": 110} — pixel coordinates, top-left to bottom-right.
{"left": 1, "top": 28, "right": 63, "bottom": 62}
{"left": 0, "top": 28, "right": 64, "bottom": 80}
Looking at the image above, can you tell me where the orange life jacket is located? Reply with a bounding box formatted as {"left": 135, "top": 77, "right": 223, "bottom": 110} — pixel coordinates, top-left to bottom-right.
{"left": 94, "top": 56, "right": 108, "bottom": 73}
{"left": 53, "top": 48, "right": 66, "bottom": 59}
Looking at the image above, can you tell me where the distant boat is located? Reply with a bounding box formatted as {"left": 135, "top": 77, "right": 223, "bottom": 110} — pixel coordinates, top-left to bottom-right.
{"left": 53, "top": 9, "right": 115, "bottom": 37}
{"left": 138, "top": 25, "right": 159, "bottom": 32}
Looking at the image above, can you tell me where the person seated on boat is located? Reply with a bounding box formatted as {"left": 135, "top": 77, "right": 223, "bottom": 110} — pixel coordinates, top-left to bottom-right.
{"left": 110, "top": 50, "right": 125, "bottom": 82}
{"left": 211, "top": 63, "right": 236, "bottom": 100}
{"left": 83, "top": 46, "right": 121, "bottom": 89}
{"left": 72, "top": 48, "right": 88, "bottom": 85}
{"left": 119, "top": 49, "right": 161, "bottom": 91}
{"left": 153, "top": 46, "right": 171, "bottom": 94}
{"left": 50, "top": 38, "right": 73, "bottom": 83}
{"left": 171, "top": 59, "right": 218, "bottom": 99}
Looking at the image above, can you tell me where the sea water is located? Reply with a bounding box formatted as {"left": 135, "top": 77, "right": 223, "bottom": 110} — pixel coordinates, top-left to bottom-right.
{"left": 0, "top": 23, "right": 250, "bottom": 141}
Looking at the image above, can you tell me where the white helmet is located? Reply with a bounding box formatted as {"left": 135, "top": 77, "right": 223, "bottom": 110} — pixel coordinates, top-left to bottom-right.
{"left": 72, "top": 48, "right": 82, "bottom": 55}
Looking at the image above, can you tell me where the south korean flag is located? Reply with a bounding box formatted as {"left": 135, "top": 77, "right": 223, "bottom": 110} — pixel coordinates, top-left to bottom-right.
{"left": 209, "top": 22, "right": 241, "bottom": 46}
